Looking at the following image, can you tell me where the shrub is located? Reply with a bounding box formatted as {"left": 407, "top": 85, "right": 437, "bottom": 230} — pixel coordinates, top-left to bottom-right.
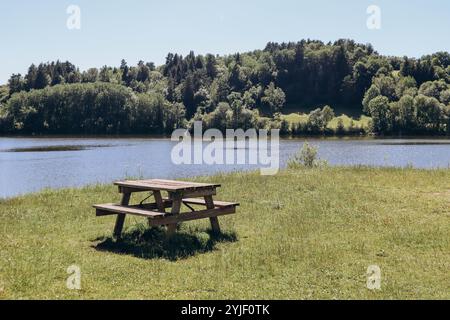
{"left": 287, "top": 142, "right": 327, "bottom": 168}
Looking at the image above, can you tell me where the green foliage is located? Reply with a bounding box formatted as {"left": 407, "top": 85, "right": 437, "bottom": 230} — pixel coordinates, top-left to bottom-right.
{"left": 396, "top": 95, "right": 416, "bottom": 129}
{"left": 306, "top": 105, "right": 335, "bottom": 133}
{"left": 288, "top": 142, "right": 327, "bottom": 168}
{"left": 367, "top": 96, "right": 392, "bottom": 133}
{"left": 261, "top": 82, "right": 286, "bottom": 114}
{"left": 372, "top": 75, "right": 397, "bottom": 100}
{"left": 194, "top": 101, "right": 259, "bottom": 132}
{"left": 395, "top": 76, "right": 417, "bottom": 98}
{"left": 418, "top": 80, "right": 448, "bottom": 100}
{"left": 413, "top": 95, "right": 443, "bottom": 131}
{"left": 362, "top": 84, "right": 381, "bottom": 113}
{"left": 1, "top": 39, "right": 449, "bottom": 135}
{"left": 362, "top": 69, "right": 449, "bottom": 134}
{"left": 440, "top": 89, "right": 450, "bottom": 105}
{"left": 336, "top": 118, "right": 345, "bottom": 134}
{"left": 2, "top": 83, "right": 181, "bottom": 134}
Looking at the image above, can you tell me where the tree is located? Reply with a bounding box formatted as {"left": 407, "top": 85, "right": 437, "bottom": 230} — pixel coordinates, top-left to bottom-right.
{"left": 367, "top": 96, "right": 392, "bottom": 133}
{"left": 137, "top": 61, "right": 151, "bottom": 82}
{"left": 8, "top": 74, "right": 25, "bottom": 94}
{"left": 182, "top": 75, "right": 196, "bottom": 118}
{"left": 362, "top": 84, "right": 381, "bottom": 113}
{"left": 414, "top": 94, "right": 443, "bottom": 131}
{"left": 418, "top": 80, "right": 448, "bottom": 100}
{"left": 395, "top": 76, "right": 417, "bottom": 98}
{"left": 397, "top": 95, "right": 416, "bottom": 130}
{"left": 99, "top": 66, "right": 111, "bottom": 82}
{"left": 194, "top": 87, "right": 211, "bottom": 110}
{"left": 306, "top": 106, "right": 334, "bottom": 133}
{"left": 227, "top": 92, "right": 243, "bottom": 128}
{"left": 336, "top": 118, "right": 345, "bottom": 134}
{"left": 204, "top": 102, "right": 230, "bottom": 132}
{"left": 66, "top": 70, "right": 81, "bottom": 83}
{"left": 440, "top": 89, "right": 450, "bottom": 105}
{"left": 261, "top": 82, "right": 286, "bottom": 114}
{"left": 25, "top": 64, "right": 38, "bottom": 90}
{"left": 164, "top": 102, "right": 186, "bottom": 131}
{"left": 146, "top": 62, "right": 155, "bottom": 71}
{"left": 372, "top": 75, "right": 397, "bottom": 100}
{"left": 205, "top": 54, "right": 217, "bottom": 79}
{"left": 321, "top": 105, "right": 335, "bottom": 123}
{"left": 82, "top": 68, "right": 99, "bottom": 83}
{"left": 243, "top": 86, "right": 261, "bottom": 109}
{"left": 400, "top": 57, "right": 414, "bottom": 77}
{"left": 444, "top": 105, "right": 450, "bottom": 134}
{"left": 210, "top": 75, "right": 230, "bottom": 104}
{"left": 229, "top": 63, "right": 246, "bottom": 91}
{"left": 121, "top": 60, "right": 130, "bottom": 85}
{"left": 34, "top": 64, "right": 50, "bottom": 89}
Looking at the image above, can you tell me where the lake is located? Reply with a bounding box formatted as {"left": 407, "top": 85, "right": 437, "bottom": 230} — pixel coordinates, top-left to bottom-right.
{"left": 1, "top": 136, "right": 449, "bottom": 198}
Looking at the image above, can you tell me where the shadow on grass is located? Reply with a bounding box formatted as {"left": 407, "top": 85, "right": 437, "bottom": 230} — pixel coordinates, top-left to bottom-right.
{"left": 93, "top": 224, "right": 238, "bottom": 261}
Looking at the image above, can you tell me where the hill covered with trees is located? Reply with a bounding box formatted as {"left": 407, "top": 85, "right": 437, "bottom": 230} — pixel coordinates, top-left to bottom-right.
{"left": 1, "top": 39, "right": 449, "bottom": 135}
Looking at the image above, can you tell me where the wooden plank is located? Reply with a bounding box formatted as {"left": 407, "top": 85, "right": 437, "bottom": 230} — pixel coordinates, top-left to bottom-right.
{"left": 114, "top": 179, "right": 221, "bottom": 192}
{"left": 94, "top": 203, "right": 166, "bottom": 218}
{"left": 160, "top": 197, "right": 239, "bottom": 208}
{"left": 118, "top": 185, "right": 217, "bottom": 196}
{"left": 182, "top": 188, "right": 216, "bottom": 198}
{"left": 131, "top": 201, "right": 172, "bottom": 210}
{"left": 151, "top": 179, "right": 221, "bottom": 188}
{"left": 148, "top": 206, "right": 236, "bottom": 227}
{"left": 181, "top": 198, "right": 239, "bottom": 208}
{"left": 96, "top": 201, "right": 172, "bottom": 215}
{"left": 96, "top": 209, "right": 117, "bottom": 216}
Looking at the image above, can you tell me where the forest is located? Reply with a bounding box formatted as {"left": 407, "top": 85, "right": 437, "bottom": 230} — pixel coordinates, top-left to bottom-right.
{"left": 1, "top": 39, "right": 449, "bottom": 135}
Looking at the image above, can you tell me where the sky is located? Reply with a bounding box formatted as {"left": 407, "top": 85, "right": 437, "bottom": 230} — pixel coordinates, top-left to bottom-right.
{"left": 0, "top": 0, "right": 449, "bottom": 84}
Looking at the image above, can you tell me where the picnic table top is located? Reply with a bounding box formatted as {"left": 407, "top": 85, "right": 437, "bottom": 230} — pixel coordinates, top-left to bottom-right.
{"left": 114, "top": 179, "right": 221, "bottom": 192}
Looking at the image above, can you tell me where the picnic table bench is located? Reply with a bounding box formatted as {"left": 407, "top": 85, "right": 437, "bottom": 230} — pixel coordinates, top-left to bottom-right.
{"left": 93, "top": 179, "right": 239, "bottom": 238}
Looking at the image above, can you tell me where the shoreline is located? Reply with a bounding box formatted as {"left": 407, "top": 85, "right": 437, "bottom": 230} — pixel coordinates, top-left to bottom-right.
{"left": 1, "top": 134, "right": 450, "bottom": 140}
{"left": 2, "top": 165, "right": 450, "bottom": 201}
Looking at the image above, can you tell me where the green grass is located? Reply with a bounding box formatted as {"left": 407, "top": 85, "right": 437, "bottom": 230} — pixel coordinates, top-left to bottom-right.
{"left": 1, "top": 167, "right": 450, "bottom": 299}
{"left": 281, "top": 112, "right": 371, "bottom": 132}
{"left": 327, "top": 114, "right": 371, "bottom": 130}
{"left": 283, "top": 103, "right": 363, "bottom": 117}
{"left": 281, "top": 113, "right": 309, "bottom": 125}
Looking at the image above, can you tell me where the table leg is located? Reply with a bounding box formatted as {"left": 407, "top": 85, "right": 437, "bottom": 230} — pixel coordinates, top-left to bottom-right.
{"left": 167, "top": 192, "right": 182, "bottom": 236}
{"left": 113, "top": 192, "right": 131, "bottom": 239}
{"left": 204, "top": 195, "right": 221, "bottom": 234}
{"left": 153, "top": 190, "right": 166, "bottom": 227}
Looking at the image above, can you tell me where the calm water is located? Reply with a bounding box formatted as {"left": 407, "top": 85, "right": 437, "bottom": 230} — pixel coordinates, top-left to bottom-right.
{"left": 1, "top": 137, "right": 449, "bottom": 198}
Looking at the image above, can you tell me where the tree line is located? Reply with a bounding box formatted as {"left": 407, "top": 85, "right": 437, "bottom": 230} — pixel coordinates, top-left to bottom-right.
{"left": 0, "top": 39, "right": 449, "bottom": 135}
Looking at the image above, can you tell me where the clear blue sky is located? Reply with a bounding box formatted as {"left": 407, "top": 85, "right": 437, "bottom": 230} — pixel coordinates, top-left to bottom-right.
{"left": 0, "top": 0, "right": 449, "bottom": 84}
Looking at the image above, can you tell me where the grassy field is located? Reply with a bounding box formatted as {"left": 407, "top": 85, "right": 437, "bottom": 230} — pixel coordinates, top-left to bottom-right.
{"left": 281, "top": 112, "right": 371, "bottom": 132}
{"left": 1, "top": 167, "right": 450, "bottom": 299}
{"left": 282, "top": 103, "right": 363, "bottom": 117}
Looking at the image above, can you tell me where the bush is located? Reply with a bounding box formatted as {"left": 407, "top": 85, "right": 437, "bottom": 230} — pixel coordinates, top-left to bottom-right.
{"left": 306, "top": 105, "right": 335, "bottom": 134}
{"left": 287, "top": 142, "right": 327, "bottom": 168}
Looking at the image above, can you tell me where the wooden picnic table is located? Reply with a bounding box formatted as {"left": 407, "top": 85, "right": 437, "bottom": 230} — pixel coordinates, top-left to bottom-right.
{"left": 93, "top": 179, "right": 239, "bottom": 238}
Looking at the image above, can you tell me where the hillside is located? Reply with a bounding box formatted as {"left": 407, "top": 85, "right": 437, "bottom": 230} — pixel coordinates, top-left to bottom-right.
{"left": 1, "top": 39, "right": 449, "bottom": 136}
